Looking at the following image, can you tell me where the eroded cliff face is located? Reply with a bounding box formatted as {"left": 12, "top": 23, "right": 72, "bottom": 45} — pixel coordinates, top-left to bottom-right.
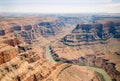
{"left": 0, "top": 40, "right": 100, "bottom": 81}
{"left": 0, "top": 18, "right": 65, "bottom": 45}
{"left": 0, "top": 43, "right": 18, "bottom": 65}
{"left": 51, "top": 42, "right": 120, "bottom": 81}
{"left": 0, "top": 16, "right": 101, "bottom": 81}
{"left": 50, "top": 21, "right": 120, "bottom": 81}
{"left": 36, "top": 21, "right": 65, "bottom": 37}
{"left": 3, "top": 38, "right": 21, "bottom": 47}
{"left": 62, "top": 21, "right": 120, "bottom": 46}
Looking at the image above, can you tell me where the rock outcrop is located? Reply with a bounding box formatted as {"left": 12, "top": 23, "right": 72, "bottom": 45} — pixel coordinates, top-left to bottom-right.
{"left": 3, "top": 38, "right": 21, "bottom": 47}
{"left": 0, "top": 44, "right": 17, "bottom": 65}
{"left": 0, "top": 14, "right": 120, "bottom": 81}
{"left": 37, "top": 21, "right": 65, "bottom": 36}
{"left": 62, "top": 22, "right": 120, "bottom": 46}
{"left": 0, "top": 30, "right": 5, "bottom": 36}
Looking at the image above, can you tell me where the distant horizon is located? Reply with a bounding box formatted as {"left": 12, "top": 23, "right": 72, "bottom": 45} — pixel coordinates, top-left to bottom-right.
{"left": 0, "top": 0, "right": 120, "bottom": 13}
{"left": 1, "top": 10, "right": 120, "bottom": 14}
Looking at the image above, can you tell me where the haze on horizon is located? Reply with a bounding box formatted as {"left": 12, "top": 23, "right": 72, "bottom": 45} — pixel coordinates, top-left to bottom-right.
{"left": 0, "top": 0, "right": 120, "bottom": 13}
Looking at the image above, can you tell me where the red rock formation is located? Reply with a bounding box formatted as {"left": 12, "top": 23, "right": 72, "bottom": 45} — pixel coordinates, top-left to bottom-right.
{"left": 3, "top": 38, "right": 21, "bottom": 47}
{"left": 0, "top": 44, "right": 17, "bottom": 65}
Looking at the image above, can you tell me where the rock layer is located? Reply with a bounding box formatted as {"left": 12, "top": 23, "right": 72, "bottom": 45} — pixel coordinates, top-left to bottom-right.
{"left": 0, "top": 44, "right": 17, "bottom": 64}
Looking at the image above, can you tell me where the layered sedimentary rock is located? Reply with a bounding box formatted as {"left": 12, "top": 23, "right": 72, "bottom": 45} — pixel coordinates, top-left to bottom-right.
{"left": 62, "top": 21, "right": 120, "bottom": 46}
{"left": 0, "top": 16, "right": 100, "bottom": 81}
{"left": 3, "top": 38, "right": 21, "bottom": 47}
{"left": 0, "top": 15, "right": 120, "bottom": 81}
{"left": 0, "top": 41, "right": 100, "bottom": 81}
{"left": 0, "top": 16, "right": 60, "bottom": 36}
{"left": 50, "top": 20, "right": 120, "bottom": 81}
{"left": 0, "top": 17, "right": 66, "bottom": 44}
{"left": 50, "top": 43, "right": 120, "bottom": 81}
{"left": 37, "top": 21, "right": 65, "bottom": 36}
{"left": 0, "top": 58, "right": 100, "bottom": 81}
{"left": 75, "top": 54, "right": 120, "bottom": 81}
{"left": 0, "top": 44, "right": 17, "bottom": 65}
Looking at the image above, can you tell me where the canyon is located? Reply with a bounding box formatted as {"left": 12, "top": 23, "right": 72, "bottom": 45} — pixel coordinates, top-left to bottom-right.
{"left": 0, "top": 13, "right": 120, "bottom": 81}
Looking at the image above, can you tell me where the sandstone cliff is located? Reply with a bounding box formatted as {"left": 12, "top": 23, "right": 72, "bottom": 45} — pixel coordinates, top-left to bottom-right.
{"left": 0, "top": 44, "right": 17, "bottom": 65}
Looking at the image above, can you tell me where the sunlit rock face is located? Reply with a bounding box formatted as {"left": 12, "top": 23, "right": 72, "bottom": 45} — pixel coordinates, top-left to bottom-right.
{"left": 0, "top": 44, "right": 17, "bottom": 65}
{"left": 62, "top": 21, "right": 120, "bottom": 46}
{"left": 0, "top": 15, "right": 120, "bottom": 81}
{"left": 50, "top": 18, "right": 120, "bottom": 81}
{"left": 0, "top": 41, "right": 100, "bottom": 81}
{"left": 3, "top": 38, "right": 21, "bottom": 47}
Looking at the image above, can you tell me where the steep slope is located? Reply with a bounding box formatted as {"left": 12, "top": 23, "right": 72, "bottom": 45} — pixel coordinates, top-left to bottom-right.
{"left": 0, "top": 16, "right": 101, "bottom": 81}
{"left": 51, "top": 21, "right": 120, "bottom": 81}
